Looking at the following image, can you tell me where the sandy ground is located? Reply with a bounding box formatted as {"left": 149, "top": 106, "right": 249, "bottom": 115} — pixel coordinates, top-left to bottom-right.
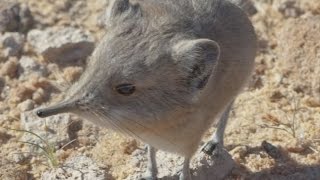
{"left": 0, "top": 0, "right": 319, "bottom": 179}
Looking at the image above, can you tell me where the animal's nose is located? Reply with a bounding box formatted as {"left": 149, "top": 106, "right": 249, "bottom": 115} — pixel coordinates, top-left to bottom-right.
{"left": 35, "top": 99, "right": 77, "bottom": 118}
{"left": 36, "top": 109, "right": 45, "bottom": 117}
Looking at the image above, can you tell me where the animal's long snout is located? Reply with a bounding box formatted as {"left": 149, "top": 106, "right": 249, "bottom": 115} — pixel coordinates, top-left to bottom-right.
{"left": 36, "top": 99, "right": 77, "bottom": 118}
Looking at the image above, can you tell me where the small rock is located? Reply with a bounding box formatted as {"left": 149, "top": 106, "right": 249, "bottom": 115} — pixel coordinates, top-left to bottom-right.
{"left": 261, "top": 141, "right": 282, "bottom": 160}
{"left": 0, "top": 32, "right": 25, "bottom": 57}
{"left": 10, "top": 152, "right": 28, "bottom": 164}
{"left": 41, "top": 155, "right": 106, "bottom": 180}
{"left": 20, "top": 111, "right": 72, "bottom": 152}
{"left": 18, "top": 56, "right": 48, "bottom": 78}
{"left": 27, "top": 27, "right": 95, "bottom": 63}
{"left": 0, "top": 1, "right": 33, "bottom": 33}
{"left": 0, "top": 130, "right": 12, "bottom": 144}
{"left": 28, "top": 76, "right": 51, "bottom": 90}
{"left": 283, "top": 139, "right": 311, "bottom": 154}
{"left": 32, "top": 88, "right": 46, "bottom": 104}
{"left": 63, "top": 66, "right": 83, "bottom": 83}
{"left": 190, "top": 150, "right": 235, "bottom": 180}
{"left": 9, "top": 108, "right": 20, "bottom": 118}
{"left": 8, "top": 77, "right": 51, "bottom": 104}
{"left": 18, "top": 99, "right": 35, "bottom": 111}
{"left": 121, "top": 139, "right": 139, "bottom": 155}
{"left": 8, "top": 84, "right": 34, "bottom": 103}
{"left": 269, "top": 90, "right": 284, "bottom": 102}
{"left": 229, "top": 145, "right": 248, "bottom": 162}
{"left": 0, "top": 57, "right": 18, "bottom": 78}
{"left": 278, "top": 0, "right": 304, "bottom": 18}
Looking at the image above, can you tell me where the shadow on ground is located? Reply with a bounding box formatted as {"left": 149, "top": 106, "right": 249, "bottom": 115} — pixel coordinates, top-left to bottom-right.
{"left": 158, "top": 141, "right": 320, "bottom": 180}
{"left": 234, "top": 142, "right": 320, "bottom": 180}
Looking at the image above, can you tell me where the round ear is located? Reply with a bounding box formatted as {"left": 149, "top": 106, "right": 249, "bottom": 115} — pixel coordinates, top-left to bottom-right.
{"left": 103, "top": 0, "right": 141, "bottom": 26}
{"left": 172, "top": 39, "right": 220, "bottom": 89}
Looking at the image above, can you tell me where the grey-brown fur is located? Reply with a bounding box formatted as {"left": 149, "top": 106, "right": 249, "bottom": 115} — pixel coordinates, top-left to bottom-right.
{"left": 36, "top": 0, "right": 256, "bottom": 179}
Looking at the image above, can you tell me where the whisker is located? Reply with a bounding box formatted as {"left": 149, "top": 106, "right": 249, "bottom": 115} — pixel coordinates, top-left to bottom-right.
{"left": 50, "top": 64, "right": 71, "bottom": 91}
{"left": 88, "top": 107, "right": 119, "bottom": 130}
{"left": 89, "top": 106, "right": 133, "bottom": 138}
{"left": 95, "top": 107, "right": 144, "bottom": 140}
{"left": 98, "top": 104, "right": 183, "bottom": 152}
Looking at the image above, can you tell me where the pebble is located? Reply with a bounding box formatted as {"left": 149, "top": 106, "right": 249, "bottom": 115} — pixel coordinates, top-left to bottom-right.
{"left": 0, "top": 57, "right": 18, "bottom": 78}
{"left": 0, "top": 32, "right": 25, "bottom": 57}
{"left": 0, "top": 2, "right": 33, "bottom": 33}
{"left": 17, "top": 99, "right": 35, "bottom": 111}
{"left": 27, "top": 27, "right": 95, "bottom": 63}
{"left": 20, "top": 111, "right": 72, "bottom": 152}
{"left": 18, "top": 56, "right": 48, "bottom": 78}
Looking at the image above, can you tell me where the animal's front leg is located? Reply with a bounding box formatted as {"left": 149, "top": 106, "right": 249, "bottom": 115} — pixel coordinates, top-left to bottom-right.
{"left": 202, "top": 102, "right": 233, "bottom": 156}
{"left": 141, "top": 145, "right": 157, "bottom": 180}
{"left": 179, "top": 157, "right": 191, "bottom": 180}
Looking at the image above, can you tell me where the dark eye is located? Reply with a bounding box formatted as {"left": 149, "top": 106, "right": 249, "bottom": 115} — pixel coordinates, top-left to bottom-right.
{"left": 115, "top": 84, "right": 136, "bottom": 96}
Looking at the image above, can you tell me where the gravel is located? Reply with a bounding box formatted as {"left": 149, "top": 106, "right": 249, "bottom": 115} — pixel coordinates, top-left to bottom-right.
{"left": 41, "top": 155, "right": 107, "bottom": 180}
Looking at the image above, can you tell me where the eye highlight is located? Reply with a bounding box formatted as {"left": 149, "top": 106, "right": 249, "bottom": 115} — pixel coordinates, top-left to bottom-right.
{"left": 115, "top": 84, "right": 136, "bottom": 96}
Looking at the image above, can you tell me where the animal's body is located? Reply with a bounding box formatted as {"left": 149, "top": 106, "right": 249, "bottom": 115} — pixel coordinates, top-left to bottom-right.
{"left": 36, "top": 0, "right": 256, "bottom": 179}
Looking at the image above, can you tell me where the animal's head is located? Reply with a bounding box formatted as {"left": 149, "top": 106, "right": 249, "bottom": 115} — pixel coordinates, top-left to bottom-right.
{"left": 36, "top": 0, "right": 220, "bottom": 132}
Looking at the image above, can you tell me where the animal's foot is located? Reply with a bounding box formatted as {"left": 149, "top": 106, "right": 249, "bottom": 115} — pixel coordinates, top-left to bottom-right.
{"left": 202, "top": 140, "right": 223, "bottom": 156}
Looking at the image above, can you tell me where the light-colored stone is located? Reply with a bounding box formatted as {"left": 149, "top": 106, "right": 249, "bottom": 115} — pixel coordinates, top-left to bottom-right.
{"left": 10, "top": 152, "right": 28, "bottom": 164}
{"left": 41, "top": 155, "right": 106, "bottom": 180}
{"left": 18, "top": 99, "right": 35, "bottom": 111}
{"left": 20, "top": 111, "right": 72, "bottom": 151}
{"left": 27, "top": 27, "right": 95, "bottom": 63}
{"left": 18, "top": 56, "right": 48, "bottom": 78}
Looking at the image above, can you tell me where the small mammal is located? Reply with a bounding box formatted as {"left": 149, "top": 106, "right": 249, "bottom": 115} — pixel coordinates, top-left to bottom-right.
{"left": 36, "top": 0, "right": 256, "bottom": 179}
